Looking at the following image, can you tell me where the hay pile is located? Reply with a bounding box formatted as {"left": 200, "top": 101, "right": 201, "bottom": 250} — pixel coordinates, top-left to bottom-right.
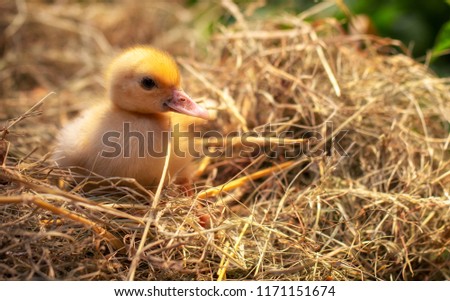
{"left": 1, "top": 1, "right": 449, "bottom": 280}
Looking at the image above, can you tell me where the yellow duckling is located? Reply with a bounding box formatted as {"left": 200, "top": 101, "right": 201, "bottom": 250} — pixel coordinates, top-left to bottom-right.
{"left": 54, "top": 46, "right": 209, "bottom": 188}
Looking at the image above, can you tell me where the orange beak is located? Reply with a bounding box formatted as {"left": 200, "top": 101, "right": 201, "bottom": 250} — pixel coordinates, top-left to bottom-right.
{"left": 165, "top": 89, "right": 209, "bottom": 120}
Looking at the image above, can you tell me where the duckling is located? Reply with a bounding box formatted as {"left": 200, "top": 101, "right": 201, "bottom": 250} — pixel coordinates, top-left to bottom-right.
{"left": 54, "top": 46, "right": 209, "bottom": 189}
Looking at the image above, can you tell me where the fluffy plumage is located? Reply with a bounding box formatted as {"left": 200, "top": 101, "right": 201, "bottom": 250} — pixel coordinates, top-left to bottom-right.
{"left": 54, "top": 46, "right": 209, "bottom": 188}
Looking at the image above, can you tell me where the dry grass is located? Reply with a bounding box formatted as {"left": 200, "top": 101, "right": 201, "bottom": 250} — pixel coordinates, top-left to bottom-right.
{"left": 1, "top": 0, "right": 449, "bottom": 280}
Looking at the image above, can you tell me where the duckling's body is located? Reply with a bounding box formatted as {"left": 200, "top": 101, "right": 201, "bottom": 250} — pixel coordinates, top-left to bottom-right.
{"left": 54, "top": 46, "right": 208, "bottom": 188}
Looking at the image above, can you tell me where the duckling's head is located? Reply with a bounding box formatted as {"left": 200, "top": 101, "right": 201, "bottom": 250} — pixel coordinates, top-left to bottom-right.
{"left": 106, "top": 46, "right": 208, "bottom": 119}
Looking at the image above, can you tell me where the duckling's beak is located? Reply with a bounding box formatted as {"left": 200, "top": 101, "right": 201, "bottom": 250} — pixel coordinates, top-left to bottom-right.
{"left": 165, "top": 89, "right": 209, "bottom": 120}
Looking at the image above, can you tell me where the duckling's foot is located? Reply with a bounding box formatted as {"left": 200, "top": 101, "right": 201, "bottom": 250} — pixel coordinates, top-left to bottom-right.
{"left": 175, "top": 177, "right": 194, "bottom": 196}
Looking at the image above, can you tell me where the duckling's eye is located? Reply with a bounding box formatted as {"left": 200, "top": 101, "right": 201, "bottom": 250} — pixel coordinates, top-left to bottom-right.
{"left": 140, "top": 77, "right": 157, "bottom": 90}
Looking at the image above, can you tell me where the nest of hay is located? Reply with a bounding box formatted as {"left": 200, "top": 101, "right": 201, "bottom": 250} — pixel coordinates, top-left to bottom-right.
{"left": 1, "top": 1, "right": 449, "bottom": 280}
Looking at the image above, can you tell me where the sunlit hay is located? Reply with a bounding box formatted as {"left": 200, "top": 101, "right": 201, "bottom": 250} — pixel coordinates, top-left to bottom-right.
{"left": 1, "top": 1, "right": 449, "bottom": 280}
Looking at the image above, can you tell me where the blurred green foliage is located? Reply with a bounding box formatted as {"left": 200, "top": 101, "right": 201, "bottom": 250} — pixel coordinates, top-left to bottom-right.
{"left": 345, "top": 0, "right": 449, "bottom": 54}
{"left": 343, "top": 0, "right": 450, "bottom": 75}
{"left": 187, "top": 0, "right": 450, "bottom": 76}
